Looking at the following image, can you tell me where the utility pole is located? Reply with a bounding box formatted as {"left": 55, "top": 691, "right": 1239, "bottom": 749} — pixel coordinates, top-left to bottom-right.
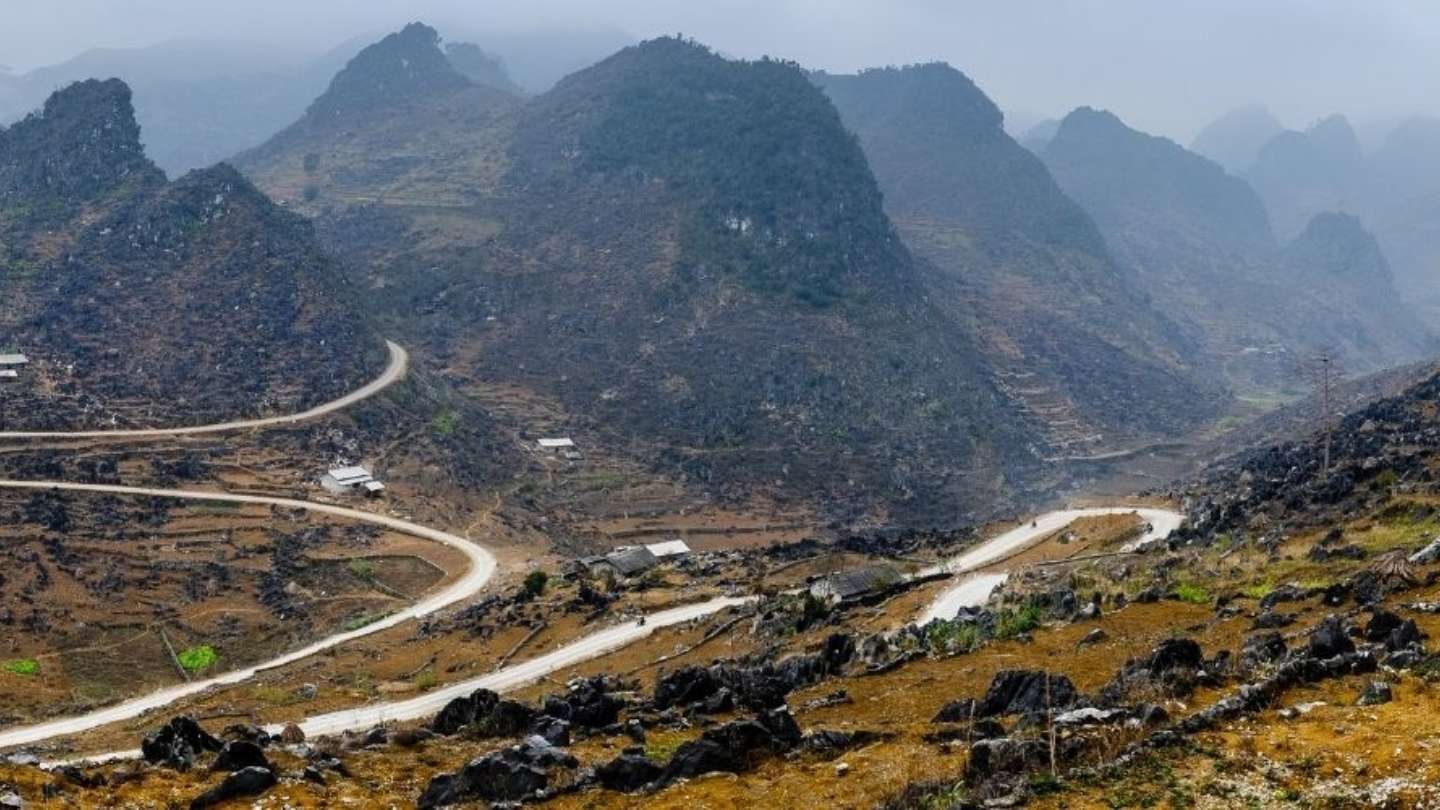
{"left": 1303, "top": 350, "right": 1338, "bottom": 482}
{"left": 1320, "top": 352, "right": 1333, "bottom": 482}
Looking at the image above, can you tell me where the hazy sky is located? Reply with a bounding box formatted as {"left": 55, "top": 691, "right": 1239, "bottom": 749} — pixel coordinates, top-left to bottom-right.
{"left": 3, "top": 0, "right": 1438, "bottom": 141}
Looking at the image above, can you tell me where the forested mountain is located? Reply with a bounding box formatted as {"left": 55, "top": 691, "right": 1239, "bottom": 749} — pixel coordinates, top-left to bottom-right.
{"left": 813, "top": 65, "right": 1224, "bottom": 452}
{"left": 0, "top": 79, "right": 386, "bottom": 430}
{"left": 240, "top": 26, "right": 1049, "bottom": 523}
{"left": 1043, "top": 107, "right": 1432, "bottom": 393}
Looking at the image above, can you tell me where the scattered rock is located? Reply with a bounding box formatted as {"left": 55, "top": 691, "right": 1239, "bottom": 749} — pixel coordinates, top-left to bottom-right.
{"left": 1077, "top": 628, "right": 1107, "bottom": 646}
{"left": 1309, "top": 615, "right": 1356, "bottom": 659}
{"left": 211, "top": 740, "right": 269, "bottom": 773}
{"left": 1252, "top": 611, "right": 1295, "bottom": 629}
{"left": 1409, "top": 536, "right": 1440, "bottom": 564}
{"left": 596, "top": 753, "right": 662, "bottom": 793}
{"left": 189, "top": 766, "right": 276, "bottom": 809}
{"left": 277, "top": 724, "right": 305, "bottom": 745}
{"left": 1279, "top": 701, "right": 1326, "bottom": 719}
{"left": 1358, "top": 681, "right": 1393, "bottom": 706}
{"left": 973, "top": 670, "right": 1079, "bottom": 718}
{"left": 141, "top": 716, "right": 223, "bottom": 771}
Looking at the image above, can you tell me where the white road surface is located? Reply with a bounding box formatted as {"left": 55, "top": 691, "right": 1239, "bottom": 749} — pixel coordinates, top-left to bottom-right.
{"left": 0, "top": 340, "right": 408, "bottom": 440}
{"left": 0, "top": 485, "right": 1178, "bottom": 763}
{"left": 917, "top": 506, "right": 1183, "bottom": 625}
{"left": 0, "top": 479, "right": 496, "bottom": 752}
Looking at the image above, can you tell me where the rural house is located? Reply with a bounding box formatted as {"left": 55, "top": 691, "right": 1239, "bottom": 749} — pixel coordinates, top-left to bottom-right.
{"left": 809, "top": 565, "right": 902, "bottom": 604}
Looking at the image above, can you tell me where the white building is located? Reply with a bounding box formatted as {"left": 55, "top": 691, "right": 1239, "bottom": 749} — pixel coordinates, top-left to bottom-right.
{"left": 321, "top": 466, "right": 384, "bottom": 496}
{"left": 644, "top": 539, "right": 691, "bottom": 558}
{"left": 0, "top": 354, "right": 28, "bottom": 367}
{"left": 537, "top": 437, "right": 582, "bottom": 459}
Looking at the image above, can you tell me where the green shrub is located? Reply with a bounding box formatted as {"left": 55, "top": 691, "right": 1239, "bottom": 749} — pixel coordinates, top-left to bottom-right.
{"left": 995, "top": 603, "right": 1044, "bottom": 639}
{"left": 1239, "top": 581, "right": 1274, "bottom": 600}
{"left": 520, "top": 570, "right": 549, "bottom": 601}
{"left": 1174, "top": 583, "right": 1211, "bottom": 605}
{"left": 3, "top": 659, "right": 39, "bottom": 677}
{"left": 348, "top": 558, "right": 376, "bottom": 580}
{"left": 177, "top": 645, "right": 218, "bottom": 673}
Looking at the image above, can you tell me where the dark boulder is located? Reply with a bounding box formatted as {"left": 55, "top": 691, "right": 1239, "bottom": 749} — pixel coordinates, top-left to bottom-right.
{"left": 417, "top": 739, "right": 568, "bottom": 808}
{"left": 1240, "top": 632, "right": 1288, "bottom": 671}
{"left": 653, "top": 666, "right": 721, "bottom": 710}
{"left": 1364, "top": 609, "right": 1404, "bottom": 642}
{"left": 1252, "top": 611, "right": 1295, "bottom": 629}
{"left": 432, "top": 688, "right": 499, "bottom": 735}
{"left": 189, "top": 767, "right": 276, "bottom": 809}
{"left": 1309, "top": 615, "right": 1356, "bottom": 659}
{"left": 596, "top": 753, "right": 662, "bottom": 792}
{"left": 803, "top": 729, "right": 887, "bottom": 753}
{"left": 974, "top": 670, "right": 1079, "bottom": 718}
{"left": 932, "top": 698, "right": 977, "bottom": 723}
{"left": 141, "top": 716, "right": 223, "bottom": 771}
{"left": 557, "top": 676, "right": 625, "bottom": 729}
{"left": 532, "top": 716, "right": 572, "bottom": 747}
{"left": 656, "top": 709, "right": 803, "bottom": 788}
{"left": 211, "top": 740, "right": 269, "bottom": 773}
{"left": 220, "top": 724, "right": 271, "bottom": 747}
{"left": 964, "top": 737, "right": 1047, "bottom": 784}
{"left": 1388, "top": 619, "right": 1424, "bottom": 652}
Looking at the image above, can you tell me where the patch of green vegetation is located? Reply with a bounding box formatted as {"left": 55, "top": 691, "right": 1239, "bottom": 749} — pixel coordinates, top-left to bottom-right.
{"left": 925, "top": 620, "right": 981, "bottom": 654}
{"left": 177, "top": 645, "right": 218, "bottom": 673}
{"left": 431, "top": 409, "right": 460, "bottom": 436}
{"left": 1239, "top": 581, "right": 1274, "bottom": 600}
{"left": 3, "top": 659, "right": 39, "bottom": 677}
{"left": 644, "top": 735, "right": 685, "bottom": 762}
{"left": 919, "top": 784, "right": 968, "bottom": 810}
{"left": 412, "top": 669, "right": 438, "bottom": 691}
{"left": 994, "top": 602, "right": 1045, "bottom": 639}
{"left": 519, "top": 570, "right": 549, "bottom": 601}
{"left": 348, "top": 558, "right": 377, "bottom": 580}
{"left": 1174, "top": 582, "right": 1211, "bottom": 605}
{"left": 343, "top": 612, "right": 394, "bottom": 632}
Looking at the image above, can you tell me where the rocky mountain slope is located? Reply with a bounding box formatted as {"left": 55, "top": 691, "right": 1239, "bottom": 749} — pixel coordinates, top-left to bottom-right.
{"left": 0, "top": 78, "right": 386, "bottom": 430}
{"left": 813, "top": 64, "right": 1224, "bottom": 453}
{"left": 1245, "top": 113, "right": 1367, "bottom": 240}
{"left": 240, "top": 27, "right": 1051, "bottom": 524}
{"left": 1042, "top": 107, "right": 1433, "bottom": 394}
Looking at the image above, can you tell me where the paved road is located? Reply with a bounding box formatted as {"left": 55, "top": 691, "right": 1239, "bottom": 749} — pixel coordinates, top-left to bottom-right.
{"left": 1, "top": 499, "right": 1178, "bottom": 761}
{"left": 0, "top": 479, "right": 496, "bottom": 752}
{"left": 0, "top": 340, "right": 408, "bottom": 440}
{"left": 917, "top": 506, "right": 1183, "bottom": 625}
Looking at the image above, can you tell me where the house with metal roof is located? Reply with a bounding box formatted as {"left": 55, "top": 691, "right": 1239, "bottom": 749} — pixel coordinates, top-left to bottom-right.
{"left": 0, "top": 354, "right": 28, "bottom": 366}
{"left": 809, "top": 565, "right": 902, "bottom": 604}
{"left": 588, "top": 546, "right": 659, "bottom": 579}
{"left": 320, "top": 465, "right": 384, "bottom": 497}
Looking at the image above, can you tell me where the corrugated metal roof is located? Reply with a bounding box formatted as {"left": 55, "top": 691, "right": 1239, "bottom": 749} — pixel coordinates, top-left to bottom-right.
{"left": 604, "top": 546, "right": 658, "bottom": 576}
{"left": 538, "top": 438, "right": 575, "bottom": 448}
{"left": 0, "top": 354, "right": 28, "bottom": 365}
{"left": 645, "top": 539, "right": 691, "bottom": 557}
{"left": 327, "top": 466, "right": 373, "bottom": 484}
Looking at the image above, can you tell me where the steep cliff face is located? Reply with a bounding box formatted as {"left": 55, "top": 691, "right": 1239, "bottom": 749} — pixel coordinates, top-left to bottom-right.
{"left": 815, "top": 66, "right": 1225, "bottom": 452}
{"left": 0, "top": 79, "right": 385, "bottom": 430}
{"left": 1043, "top": 108, "right": 1431, "bottom": 393}
{"left": 242, "top": 32, "right": 1056, "bottom": 524}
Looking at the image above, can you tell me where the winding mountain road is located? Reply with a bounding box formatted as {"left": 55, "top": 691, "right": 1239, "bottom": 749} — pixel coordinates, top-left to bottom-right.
{"left": 0, "top": 479, "right": 497, "bottom": 752}
{"left": 0, "top": 340, "right": 1184, "bottom": 762}
{"left": 0, "top": 340, "right": 408, "bottom": 440}
{"left": 918, "top": 506, "right": 1183, "bottom": 624}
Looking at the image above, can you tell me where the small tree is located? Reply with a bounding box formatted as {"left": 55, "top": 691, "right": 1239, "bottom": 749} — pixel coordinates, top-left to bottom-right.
{"left": 520, "top": 570, "right": 548, "bottom": 601}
